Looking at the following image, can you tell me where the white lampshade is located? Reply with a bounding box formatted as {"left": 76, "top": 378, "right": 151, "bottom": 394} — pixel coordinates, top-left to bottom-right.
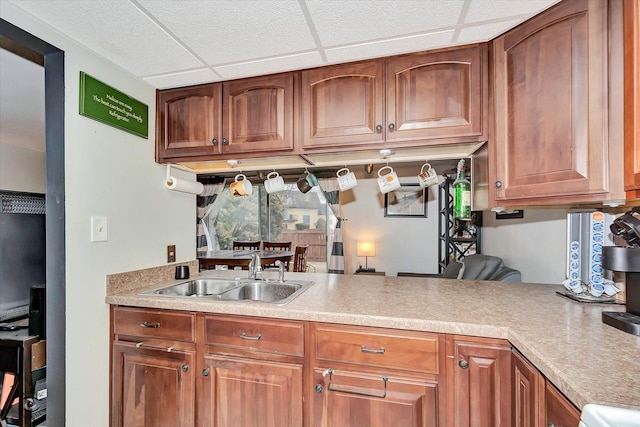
{"left": 357, "top": 242, "right": 376, "bottom": 257}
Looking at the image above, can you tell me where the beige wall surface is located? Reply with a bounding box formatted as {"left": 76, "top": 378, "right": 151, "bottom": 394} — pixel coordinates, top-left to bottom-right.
{"left": 1, "top": 3, "right": 198, "bottom": 426}
{"left": 0, "top": 142, "right": 45, "bottom": 193}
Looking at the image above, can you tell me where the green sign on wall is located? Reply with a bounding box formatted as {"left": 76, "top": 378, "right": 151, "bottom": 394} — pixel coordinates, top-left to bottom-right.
{"left": 79, "top": 71, "right": 148, "bottom": 139}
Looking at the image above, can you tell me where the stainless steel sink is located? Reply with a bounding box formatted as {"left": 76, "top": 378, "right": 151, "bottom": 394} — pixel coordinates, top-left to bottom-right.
{"left": 140, "top": 277, "right": 313, "bottom": 304}
{"left": 218, "top": 281, "right": 303, "bottom": 304}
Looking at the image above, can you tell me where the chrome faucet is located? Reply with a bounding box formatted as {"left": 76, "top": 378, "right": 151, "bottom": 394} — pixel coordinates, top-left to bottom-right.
{"left": 274, "top": 260, "right": 286, "bottom": 283}
{"left": 248, "top": 253, "right": 262, "bottom": 279}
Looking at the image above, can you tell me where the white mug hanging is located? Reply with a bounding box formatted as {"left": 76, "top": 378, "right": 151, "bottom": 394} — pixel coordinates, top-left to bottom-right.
{"left": 418, "top": 163, "right": 439, "bottom": 188}
{"left": 377, "top": 165, "right": 401, "bottom": 194}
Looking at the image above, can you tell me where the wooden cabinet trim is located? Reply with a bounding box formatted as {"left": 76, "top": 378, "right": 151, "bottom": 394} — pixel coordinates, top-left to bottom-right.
{"left": 625, "top": 0, "right": 640, "bottom": 196}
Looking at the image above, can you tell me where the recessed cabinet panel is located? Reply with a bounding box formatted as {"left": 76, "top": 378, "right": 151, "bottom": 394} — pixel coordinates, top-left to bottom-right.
{"left": 223, "top": 73, "right": 295, "bottom": 154}
{"left": 156, "top": 83, "right": 222, "bottom": 160}
{"left": 492, "top": 0, "right": 609, "bottom": 202}
{"left": 312, "top": 368, "right": 438, "bottom": 427}
{"left": 201, "top": 354, "right": 303, "bottom": 427}
{"left": 302, "top": 61, "right": 385, "bottom": 148}
{"left": 112, "top": 342, "right": 195, "bottom": 427}
{"left": 625, "top": 0, "right": 640, "bottom": 197}
{"left": 386, "top": 46, "right": 485, "bottom": 143}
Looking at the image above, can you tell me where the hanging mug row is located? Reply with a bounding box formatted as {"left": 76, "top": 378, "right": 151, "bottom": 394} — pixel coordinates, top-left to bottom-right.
{"left": 229, "top": 162, "right": 439, "bottom": 197}
{"left": 230, "top": 170, "right": 319, "bottom": 197}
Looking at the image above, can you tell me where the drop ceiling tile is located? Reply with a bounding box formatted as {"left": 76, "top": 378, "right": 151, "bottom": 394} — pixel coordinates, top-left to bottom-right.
{"left": 325, "top": 29, "right": 455, "bottom": 64}
{"left": 465, "top": 0, "right": 560, "bottom": 24}
{"left": 213, "top": 51, "right": 324, "bottom": 80}
{"left": 137, "top": 0, "right": 317, "bottom": 65}
{"left": 9, "top": 0, "right": 204, "bottom": 76}
{"left": 455, "top": 19, "right": 522, "bottom": 44}
{"left": 305, "top": 0, "right": 464, "bottom": 47}
{"left": 144, "top": 68, "right": 220, "bottom": 89}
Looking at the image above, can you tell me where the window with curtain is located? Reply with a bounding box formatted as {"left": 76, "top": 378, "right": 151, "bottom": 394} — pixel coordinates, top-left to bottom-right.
{"left": 206, "top": 183, "right": 336, "bottom": 272}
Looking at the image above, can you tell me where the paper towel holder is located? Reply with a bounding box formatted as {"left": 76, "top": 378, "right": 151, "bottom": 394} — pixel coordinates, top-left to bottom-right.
{"left": 165, "top": 164, "right": 204, "bottom": 195}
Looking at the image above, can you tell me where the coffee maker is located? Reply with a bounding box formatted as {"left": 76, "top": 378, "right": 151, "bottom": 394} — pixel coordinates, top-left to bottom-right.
{"left": 602, "top": 207, "right": 640, "bottom": 336}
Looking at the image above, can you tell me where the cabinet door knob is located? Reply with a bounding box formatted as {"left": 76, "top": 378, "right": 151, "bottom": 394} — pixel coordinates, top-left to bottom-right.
{"left": 222, "top": 138, "right": 229, "bottom": 145}
{"left": 315, "top": 384, "right": 324, "bottom": 393}
{"left": 388, "top": 123, "right": 395, "bottom": 131}
{"left": 182, "top": 364, "right": 189, "bottom": 372}
{"left": 495, "top": 181, "right": 503, "bottom": 188}
{"left": 211, "top": 138, "right": 218, "bottom": 145}
{"left": 202, "top": 368, "right": 210, "bottom": 377}
{"left": 375, "top": 124, "right": 383, "bottom": 133}
{"left": 459, "top": 359, "right": 469, "bottom": 369}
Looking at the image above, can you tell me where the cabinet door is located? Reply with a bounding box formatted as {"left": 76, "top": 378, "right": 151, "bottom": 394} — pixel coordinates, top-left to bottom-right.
{"left": 512, "top": 350, "right": 544, "bottom": 427}
{"left": 386, "top": 45, "right": 486, "bottom": 144}
{"left": 492, "top": 0, "right": 609, "bottom": 202}
{"left": 312, "top": 368, "right": 439, "bottom": 427}
{"left": 545, "top": 382, "right": 580, "bottom": 427}
{"left": 222, "top": 73, "right": 296, "bottom": 154}
{"left": 301, "top": 60, "right": 385, "bottom": 149}
{"left": 156, "top": 84, "right": 222, "bottom": 161}
{"left": 111, "top": 341, "right": 195, "bottom": 427}
{"left": 447, "top": 337, "right": 511, "bottom": 427}
{"left": 200, "top": 354, "right": 303, "bottom": 427}
{"left": 625, "top": 0, "right": 640, "bottom": 197}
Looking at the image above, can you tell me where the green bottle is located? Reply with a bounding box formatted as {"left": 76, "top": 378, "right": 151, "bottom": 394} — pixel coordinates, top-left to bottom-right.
{"left": 453, "top": 159, "right": 471, "bottom": 220}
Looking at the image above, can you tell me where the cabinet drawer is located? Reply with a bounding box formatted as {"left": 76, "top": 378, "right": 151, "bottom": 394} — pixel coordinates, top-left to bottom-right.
{"left": 204, "top": 315, "right": 304, "bottom": 357}
{"left": 112, "top": 306, "right": 195, "bottom": 343}
{"left": 314, "top": 324, "right": 441, "bottom": 374}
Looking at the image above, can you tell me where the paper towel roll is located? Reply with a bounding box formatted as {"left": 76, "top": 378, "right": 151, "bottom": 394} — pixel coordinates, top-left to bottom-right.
{"left": 165, "top": 176, "right": 204, "bottom": 195}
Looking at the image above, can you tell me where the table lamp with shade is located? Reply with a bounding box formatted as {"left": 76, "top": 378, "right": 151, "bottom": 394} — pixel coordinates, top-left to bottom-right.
{"left": 356, "top": 241, "right": 376, "bottom": 273}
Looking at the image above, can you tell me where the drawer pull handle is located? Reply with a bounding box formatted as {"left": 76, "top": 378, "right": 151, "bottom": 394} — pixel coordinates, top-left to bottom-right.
{"left": 135, "top": 342, "right": 174, "bottom": 352}
{"left": 240, "top": 331, "right": 262, "bottom": 340}
{"left": 324, "top": 368, "right": 388, "bottom": 398}
{"left": 361, "top": 345, "right": 385, "bottom": 355}
{"left": 140, "top": 321, "right": 160, "bottom": 328}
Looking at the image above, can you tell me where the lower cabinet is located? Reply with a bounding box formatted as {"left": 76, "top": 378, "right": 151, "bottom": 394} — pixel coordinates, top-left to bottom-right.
{"left": 446, "top": 335, "right": 512, "bottom": 427}
{"left": 110, "top": 307, "right": 583, "bottom": 427}
{"left": 312, "top": 367, "right": 438, "bottom": 427}
{"left": 200, "top": 354, "right": 303, "bottom": 426}
{"left": 512, "top": 349, "right": 581, "bottom": 427}
{"left": 111, "top": 341, "right": 196, "bottom": 427}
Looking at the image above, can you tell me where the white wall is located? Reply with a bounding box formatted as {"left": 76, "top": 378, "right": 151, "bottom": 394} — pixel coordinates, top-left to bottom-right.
{"left": 482, "top": 209, "right": 568, "bottom": 284}
{"left": 340, "top": 163, "right": 440, "bottom": 276}
{"left": 339, "top": 163, "right": 569, "bottom": 284}
{"left": 1, "top": 4, "right": 197, "bottom": 426}
{"left": 0, "top": 142, "right": 45, "bottom": 193}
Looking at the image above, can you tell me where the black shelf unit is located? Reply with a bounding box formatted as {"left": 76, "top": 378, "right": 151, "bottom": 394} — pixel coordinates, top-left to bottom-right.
{"left": 437, "top": 175, "right": 482, "bottom": 273}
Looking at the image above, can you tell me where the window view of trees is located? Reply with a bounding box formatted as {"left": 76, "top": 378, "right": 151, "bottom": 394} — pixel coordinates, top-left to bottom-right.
{"left": 207, "top": 183, "right": 334, "bottom": 271}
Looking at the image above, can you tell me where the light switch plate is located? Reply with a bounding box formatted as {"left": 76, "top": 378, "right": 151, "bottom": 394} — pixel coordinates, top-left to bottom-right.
{"left": 91, "top": 216, "right": 108, "bottom": 242}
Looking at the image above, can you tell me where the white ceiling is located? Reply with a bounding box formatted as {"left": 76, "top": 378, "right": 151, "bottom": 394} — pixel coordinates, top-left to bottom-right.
{"left": 7, "top": 0, "right": 560, "bottom": 90}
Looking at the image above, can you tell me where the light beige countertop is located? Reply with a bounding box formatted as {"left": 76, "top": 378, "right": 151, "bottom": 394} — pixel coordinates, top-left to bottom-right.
{"left": 106, "top": 267, "right": 640, "bottom": 412}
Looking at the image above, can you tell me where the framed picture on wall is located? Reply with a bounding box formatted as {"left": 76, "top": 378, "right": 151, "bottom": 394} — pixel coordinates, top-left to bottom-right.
{"left": 384, "top": 184, "right": 427, "bottom": 218}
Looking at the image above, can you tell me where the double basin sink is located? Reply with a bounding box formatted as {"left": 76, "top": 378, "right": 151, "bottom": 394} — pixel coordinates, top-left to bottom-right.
{"left": 140, "top": 277, "right": 314, "bottom": 305}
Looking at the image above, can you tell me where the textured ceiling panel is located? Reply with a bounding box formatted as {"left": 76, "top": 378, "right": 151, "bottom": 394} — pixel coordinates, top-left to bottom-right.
{"left": 138, "top": 0, "right": 317, "bottom": 65}
{"left": 455, "top": 19, "right": 522, "bottom": 44}
{"left": 9, "top": 0, "right": 204, "bottom": 76}
{"left": 143, "top": 68, "right": 220, "bottom": 90}
{"left": 305, "top": 0, "right": 465, "bottom": 46}
{"left": 213, "top": 51, "right": 323, "bottom": 80}
{"left": 325, "top": 29, "right": 455, "bottom": 63}
{"left": 465, "top": 0, "right": 560, "bottom": 24}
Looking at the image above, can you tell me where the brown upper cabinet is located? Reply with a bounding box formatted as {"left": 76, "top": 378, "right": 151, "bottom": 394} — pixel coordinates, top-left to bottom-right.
{"left": 156, "top": 83, "right": 222, "bottom": 161}
{"left": 156, "top": 73, "right": 297, "bottom": 162}
{"left": 222, "top": 73, "right": 297, "bottom": 155}
{"left": 624, "top": 0, "right": 640, "bottom": 199}
{"left": 302, "top": 44, "right": 488, "bottom": 150}
{"left": 491, "top": 0, "right": 625, "bottom": 206}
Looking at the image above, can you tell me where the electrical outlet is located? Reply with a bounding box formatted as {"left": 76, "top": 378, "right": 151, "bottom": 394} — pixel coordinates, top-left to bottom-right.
{"left": 167, "top": 245, "right": 176, "bottom": 263}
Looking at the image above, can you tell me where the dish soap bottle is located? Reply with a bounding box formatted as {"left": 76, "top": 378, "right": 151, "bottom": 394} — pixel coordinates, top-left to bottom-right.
{"left": 453, "top": 159, "right": 471, "bottom": 220}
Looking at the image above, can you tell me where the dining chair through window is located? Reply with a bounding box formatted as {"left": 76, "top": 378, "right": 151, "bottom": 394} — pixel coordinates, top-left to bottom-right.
{"left": 263, "top": 241, "right": 293, "bottom": 269}
{"left": 293, "top": 245, "right": 309, "bottom": 272}
{"left": 232, "top": 241, "right": 261, "bottom": 251}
